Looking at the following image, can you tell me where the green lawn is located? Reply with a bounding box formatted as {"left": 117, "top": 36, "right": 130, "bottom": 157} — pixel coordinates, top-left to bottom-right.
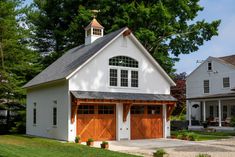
{"left": 0, "top": 135, "right": 139, "bottom": 157}
{"left": 171, "top": 130, "right": 235, "bottom": 141}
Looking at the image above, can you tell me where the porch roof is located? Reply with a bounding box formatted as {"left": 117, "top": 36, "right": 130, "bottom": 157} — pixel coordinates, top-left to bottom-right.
{"left": 187, "top": 92, "right": 235, "bottom": 100}
{"left": 71, "top": 91, "right": 177, "bottom": 102}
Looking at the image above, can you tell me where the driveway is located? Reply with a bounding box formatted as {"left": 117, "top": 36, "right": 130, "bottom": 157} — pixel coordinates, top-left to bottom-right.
{"left": 93, "top": 137, "right": 235, "bottom": 157}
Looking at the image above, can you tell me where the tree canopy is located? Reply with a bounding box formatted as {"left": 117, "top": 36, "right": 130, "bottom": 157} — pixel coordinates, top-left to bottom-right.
{"left": 28, "top": 0, "right": 220, "bottom": 73}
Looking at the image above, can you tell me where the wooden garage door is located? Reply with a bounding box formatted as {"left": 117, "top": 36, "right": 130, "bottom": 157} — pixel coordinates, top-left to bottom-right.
{"left": 131, "top": 105, "right": 163, "bottom": 139}
{"left": 76, "top": 104, "right": 116, "bottom": 141}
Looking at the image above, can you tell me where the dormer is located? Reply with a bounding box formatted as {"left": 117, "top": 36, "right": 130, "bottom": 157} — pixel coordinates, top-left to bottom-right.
{"left": 85, "top": 18, "right": 104, "bottom": 45}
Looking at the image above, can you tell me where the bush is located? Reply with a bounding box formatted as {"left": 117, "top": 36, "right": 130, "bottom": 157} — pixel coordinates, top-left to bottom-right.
{"left": 186, "top": 132, "right": 198, "bottom": 141}
{"left": 176, "top": 134, "right": 183, "bottom": 139}
{"left": 230, "top": 117, "right": 235, "bottom": 127}
{"left": 196, "top": 153, "right": 211, "bottom": 157}
{"left": 170, "top": 114, "right": 186, "bottom": 121}
{"left": 153, "top": 149, "right": 167, "bottom": 157}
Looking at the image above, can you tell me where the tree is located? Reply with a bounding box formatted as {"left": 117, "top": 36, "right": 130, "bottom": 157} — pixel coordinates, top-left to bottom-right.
{"left": 0, "top": 0, "right": 42, "bottom": 133}
{"left": 28, "top": 0, "right": 220, "bottom": 73}
{"left": 171, "top": 72, "right": 187, "bottom": 115}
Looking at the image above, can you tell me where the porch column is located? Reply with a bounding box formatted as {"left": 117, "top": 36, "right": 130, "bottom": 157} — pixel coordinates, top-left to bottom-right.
{"left": 188, "top": 101, "right": 192, "bottom": 126}
{"left": 218, "top": 99, "right": 222, "bottom": 127}
{"left": 203, "top": 101, "right": 206, "bottom": 122}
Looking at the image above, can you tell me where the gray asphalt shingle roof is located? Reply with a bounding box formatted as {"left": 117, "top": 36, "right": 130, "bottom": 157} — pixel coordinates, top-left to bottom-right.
{"left": 71, "top": 91, "right": 177, "bottom": 101}
{"left": 24, "top": 27, "right": 127, "bottom": 88}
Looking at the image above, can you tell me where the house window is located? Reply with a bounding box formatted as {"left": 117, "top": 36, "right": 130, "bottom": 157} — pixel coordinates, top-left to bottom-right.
{"left": 208, "top": 62, "right": 212, "bottom": 71}
{"left": 109, "top": 56, "right": 138, "bottom": 68}
{"left": 93, "top": 28, "right": 101, "bottom": 35}
{"left": 98, "top": 105, "right": 114, "bottom": 114}
{"left": 33, "top": 108, "right": 36, "bottom": 125}
{"left": 53, "top": 107, "right": 57, "bottom": 126}
{"left": 121, "top": 70, "right": 128, "bottom": 87}
{"left": 109, "top": 56, "right": 139, "bottom": 88}
{"left": 131, "top": 71, "right": 138, "bottom": 87}
{"left": 78, "top": 105, "right": 94, "bottom": 114}
{"left": 109, "top": 69, "right": 118, "bottom": 86}
{"left": 204, "top": 80, "right": 209, "bottom": 93}
{"left": 147, "top": 106, "right": 161, "bottom": 115}
{"left": 131, "top": 106, "right": 145, "bottom": 114}
{"left": 223, "top": 77, "right": 230, "bottom": 88}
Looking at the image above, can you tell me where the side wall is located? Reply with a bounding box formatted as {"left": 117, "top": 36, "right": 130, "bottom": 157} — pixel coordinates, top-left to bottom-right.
{"left": 26, "top": 81, "right": 69, "bottom": 141}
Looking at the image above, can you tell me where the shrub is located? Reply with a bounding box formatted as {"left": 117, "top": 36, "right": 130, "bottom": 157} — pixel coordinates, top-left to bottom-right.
{"left": 186, "top": 132, "right": 198, "bottom": 141}
{"left": 176, "top": 134, "right": 183, "bottom": 140}
{"left": 153, "top": 149, "right": 167, "bottom": 157}
{"left": 196, "top": 153, "right": 211, "bottom": 157}
{"left": 230, "top": 116, "right": 235, "bottom": 127}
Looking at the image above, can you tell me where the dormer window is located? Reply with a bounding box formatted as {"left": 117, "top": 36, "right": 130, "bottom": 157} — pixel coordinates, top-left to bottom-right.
{"left": 208, "top": 61, "right": 212, "bottom": 71}
{"left": 109, "top": 56, "right": 139, "bottom": 88}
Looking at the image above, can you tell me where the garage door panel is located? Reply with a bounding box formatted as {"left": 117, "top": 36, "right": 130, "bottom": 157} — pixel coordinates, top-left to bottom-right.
{"left": 131, "top": 105, "right": 163, "bottom": 139}
{"left": 77, "top": 104, "right": 116, "bottom": 141}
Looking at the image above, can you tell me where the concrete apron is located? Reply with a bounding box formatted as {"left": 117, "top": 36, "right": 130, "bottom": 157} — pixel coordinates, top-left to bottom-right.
{"left": 87, "top": 138, "right": 235, "bottom": 157}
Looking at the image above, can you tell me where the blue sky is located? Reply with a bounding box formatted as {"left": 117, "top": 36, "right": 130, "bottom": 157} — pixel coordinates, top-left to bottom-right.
{"left": 24, "top": 0, "right": 235, "bottom": 74}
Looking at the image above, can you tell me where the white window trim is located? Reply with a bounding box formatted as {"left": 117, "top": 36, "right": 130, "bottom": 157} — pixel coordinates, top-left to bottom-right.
{"left": 222, "top": 77, "right": 230, "bottom": 89}
{"left": 108, "top": 66, "right": 139, "bottom": 89}
{"left": 203, "top": 80, "right": 210, "bottom": 94}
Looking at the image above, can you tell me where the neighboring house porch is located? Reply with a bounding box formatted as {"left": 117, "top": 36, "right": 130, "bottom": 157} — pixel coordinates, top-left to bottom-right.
{"left": 187, "top": 93, "right": 235, "bottom": 131}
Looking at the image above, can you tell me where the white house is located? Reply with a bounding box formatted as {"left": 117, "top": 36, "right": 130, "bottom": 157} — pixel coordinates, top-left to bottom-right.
{"left": 186, "top": 55, "right": 235, "bottom": 130}
{"left": 24, "top": 18, "right": 176, "bottom": 142}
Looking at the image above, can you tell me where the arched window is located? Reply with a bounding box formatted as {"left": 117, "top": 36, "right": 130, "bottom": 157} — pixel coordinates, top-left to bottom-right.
{"left": 109, "top": 56, "right": 139, "bottom": 88}
{"left": 109, "top": 56, "right": 138, "bottom": 68}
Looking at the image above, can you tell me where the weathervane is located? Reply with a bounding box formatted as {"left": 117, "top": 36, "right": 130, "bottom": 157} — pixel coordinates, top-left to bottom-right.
{"left": 91, "top": 10, "right": 100, "bottom": 18}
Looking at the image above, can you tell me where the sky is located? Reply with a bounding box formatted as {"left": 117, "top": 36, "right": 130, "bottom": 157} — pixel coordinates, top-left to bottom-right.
{"left": 24, "top": 0, "right": 235, "bottom": 74}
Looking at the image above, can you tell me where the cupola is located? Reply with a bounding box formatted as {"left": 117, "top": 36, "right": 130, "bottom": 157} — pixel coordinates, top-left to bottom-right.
{"left": 85, "top": 18, "right": 104, "bottom": 45}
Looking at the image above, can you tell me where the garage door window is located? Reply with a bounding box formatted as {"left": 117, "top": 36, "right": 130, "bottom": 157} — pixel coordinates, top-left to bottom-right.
{"left": 131, "top": 106, "right": 145, "bottom": 114}
{"left": 78, "top": 105, "right": 94, "bottom": 114}
{"left": 98, "top": 105, "right": 114, "bottom": 114}
{"left": 147, "top": 106, "right": 161, "bottom": 115}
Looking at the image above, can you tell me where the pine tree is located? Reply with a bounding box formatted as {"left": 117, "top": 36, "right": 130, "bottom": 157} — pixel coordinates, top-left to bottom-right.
{"left": 0, "top": 0, "right": 42, "bottom": 133}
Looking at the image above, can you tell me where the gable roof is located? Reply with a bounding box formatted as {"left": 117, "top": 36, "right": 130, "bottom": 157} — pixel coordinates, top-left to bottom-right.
{"left": 187, "top": 54, "right": 235, "bottom": 79}
{"left": 24, "top": 27, "right": 175, "bottom": 88}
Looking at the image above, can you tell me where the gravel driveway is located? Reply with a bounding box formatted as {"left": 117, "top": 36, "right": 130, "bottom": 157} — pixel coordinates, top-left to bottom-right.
{"left": 93, "top": 137, "right": 235, "bottom": 157}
